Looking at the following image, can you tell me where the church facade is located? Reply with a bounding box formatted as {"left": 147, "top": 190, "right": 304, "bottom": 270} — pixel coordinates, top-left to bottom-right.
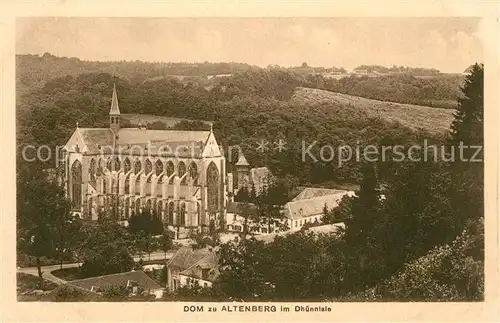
{"left": 61, "top": 85, "right": 226, "bottom": 236}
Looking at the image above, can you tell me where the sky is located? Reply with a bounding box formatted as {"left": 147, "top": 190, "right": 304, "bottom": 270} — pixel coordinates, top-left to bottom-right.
{"left": 16, "top": 17, "right": 483, "bottom": 73}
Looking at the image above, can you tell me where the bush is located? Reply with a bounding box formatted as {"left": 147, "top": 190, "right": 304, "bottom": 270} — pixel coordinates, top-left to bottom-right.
{"left": 102, "top": 285, "right": 129, "bottom": 301}
{"left": 366, "top": 225, "right": 484, "bottom": 301}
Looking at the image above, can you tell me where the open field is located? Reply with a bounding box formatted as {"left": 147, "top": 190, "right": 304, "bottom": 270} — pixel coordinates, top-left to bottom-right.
{"left": 291, "top": 87, "right": 455, "bottom": 134}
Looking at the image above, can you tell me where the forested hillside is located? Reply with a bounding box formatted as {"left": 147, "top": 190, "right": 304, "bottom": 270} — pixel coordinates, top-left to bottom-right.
{"left": 17, "top": 72, "right": 440, "bottom": 186}
{"left": 18, "top": 54, "right": 463, "bottom": 106}
{"left": 16, "top": 54, "right": 462, "bottom": 186}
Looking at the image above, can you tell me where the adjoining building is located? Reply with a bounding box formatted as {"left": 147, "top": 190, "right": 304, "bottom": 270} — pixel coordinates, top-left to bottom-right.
{"left": 166, "top": 247, "right": 219, "bottom": 291}
{"left": 225, "top": 201, "right": 277, "bottom": 234}
{"left": 291, "top": 187, "right": 348, "bottom": 202}
{"left": 284, "top": 188, "right": 355, "bottom": 231}
{"left": 229, "top": 151, "right": 272, "bottom": 200}
{"left": 61, "top": 84, "right": 227, "bottom": 237}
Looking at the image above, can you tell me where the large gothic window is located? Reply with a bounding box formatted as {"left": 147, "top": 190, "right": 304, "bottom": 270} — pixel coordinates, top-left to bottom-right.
{"left": 168, "top": 201, "right": 174, "bottom": 225}
{"left": 206, "top": 162, "right": 219, "bottom": 214}
{"left": 89, "top": 158, "right": 96, "bottom": 182}
{"left": 71, "top": 160, "right": 82, "bottom": 210}
{"left": 124, "top": 174, "right": 130, "bottom": 194}
{"left": 113, "top": 156, "right": 120, "bottom": 172}
{"left": 155, "top": 160, "right": 163, "bottom": 183}
{"left": 178, "top": 203, "right": 186, "bottom": 226}
{"left": 124, "top": 158, "right": 131, "bottom": 174}
{"left": 197, "top": 202, "right": 201, "bottom": 226}
{"left": 98, "top": 159, "right": 105, "bottom": 175}
{"left": 145, "top": 199, "right": 152, "bottom": 212}
{"left": 178, "top": 162, "right": 186, "bottom": 184}
{"left": 166, "top": 161, "right": 174, "bottom": 184}
{"left": 188, "top": 162, "right": 198, "bottom": 185}
{"left": 145, "top": 159, "right": 153, "bottom": 183}
{"left": 157, "top": 201, "right": 163, "bottom": 220}
{"left": 134, "top": 159, "right": 142, "bottom": 174}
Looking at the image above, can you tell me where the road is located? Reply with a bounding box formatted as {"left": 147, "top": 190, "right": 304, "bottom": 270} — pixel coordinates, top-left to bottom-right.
{"left": 17, "top": 251, "right": 174, "bottom": 285}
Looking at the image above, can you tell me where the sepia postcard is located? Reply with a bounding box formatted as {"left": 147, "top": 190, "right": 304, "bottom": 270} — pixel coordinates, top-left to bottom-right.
{"left": 0, "top": 1, "right": 499, "bottom": 322}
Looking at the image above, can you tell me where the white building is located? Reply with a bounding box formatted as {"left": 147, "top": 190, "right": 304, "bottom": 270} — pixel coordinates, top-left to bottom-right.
{"left": 284, "top": 189, "right": 355, "bottom": 231}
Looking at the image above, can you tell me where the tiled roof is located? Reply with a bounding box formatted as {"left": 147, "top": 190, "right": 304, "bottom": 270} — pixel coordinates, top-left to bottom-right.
{"left": 69, "top": 270, "right": 162, "bottom": 291}
{"left": 73, "top": 128, "right": 211, "bottom": 156}
{"left": 284, "top": 191, "right": 355, "bottom": 220}
{"left": 179, "top": 252, "right": 219, "bottom": 282}
{"left": 291, "top": 187, "right": 347, "bottom": 201}
{"left": 167, "top": 247, "right": 213, "bottom": 271}
{"left": 116, "top": 140, "right": 205, "bottom": 157}
{"left": 78, "top": 128, "right": 115, "bottom": 151}
{"left": 116, "top": 129, "right": 210, "bottom": 146}
{"left": 40, "top": 283, "right": 103, "bottom": 302}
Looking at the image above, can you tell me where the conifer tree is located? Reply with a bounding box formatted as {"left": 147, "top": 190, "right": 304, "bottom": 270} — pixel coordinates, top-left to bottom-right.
{"left": 450, "top": 63, "right": 484, "bottom": 150}
{"left": 448, "top": 63, "right": 484, "bottom": 236}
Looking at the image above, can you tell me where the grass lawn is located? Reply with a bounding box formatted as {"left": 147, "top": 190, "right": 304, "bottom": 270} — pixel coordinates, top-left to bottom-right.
{"left": 17, "top": 273, "right": 58, "bottom": 300}
{"left": 51, "top": 267, "right": 83, "bottom": 281}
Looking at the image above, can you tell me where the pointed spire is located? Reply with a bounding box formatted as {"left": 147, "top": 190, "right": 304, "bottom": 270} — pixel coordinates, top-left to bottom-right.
{"left": 76, "top": 121, "right": 79, "bottom": 129}
{"left": 236, "top": 150, "right": 250, "bottom": 167}
{"left": 109, "top": 83, "right": 120, "bottom": 115}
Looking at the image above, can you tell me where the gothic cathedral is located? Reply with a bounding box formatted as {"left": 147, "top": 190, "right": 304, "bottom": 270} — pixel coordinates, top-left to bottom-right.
{"left": 61, "top": 84, "right": 227, "bottom": 237}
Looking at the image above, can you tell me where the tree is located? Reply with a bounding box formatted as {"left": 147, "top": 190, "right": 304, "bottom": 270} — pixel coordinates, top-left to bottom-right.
{"left": 236, "top": 202, "right": 257, "bottom": 240}
{"left": 216, "top": 238, "right": 271, "bottom": 300}
{"left": 160, "top": 231, "right": 173, "bottom": 260}
{"left": 79, "top": 218, "right": 134, "bottom": 277}
{"left": 321, "top": 194, "right": 353, "bottom": 224}
{"left": 253, "top": 183, "right": 288, "bottom": 233}
{"left": 188, "top": 228, "right": 209, "bottom": 249}
{"left": 55, "top": 214, "right": 84, "bottom": 269}
{"left": 136, "top": 231, "right": 157, "bottom": 261}
{"left": 17, "top": 163, "right": 74, "bottom": 286}
{"left": 322, "top": 203, "right": 329, "bottom": 218}
{"left": 344, "top": 163, "right": 380, "bottom": 245}
{"left": 234, "top": 186, "right": 250, "bottom": 202}
{"left": 449, "top": 63, "right": 483, "bottom": 151}
{"left": 342, "top": 163, "right": 384, "bottom": 291}
{"left": 448, "top": 63, "right": 484, "bottom": 239}
{"left": 128, "top": 209, "right": 163, "bottom": 235}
